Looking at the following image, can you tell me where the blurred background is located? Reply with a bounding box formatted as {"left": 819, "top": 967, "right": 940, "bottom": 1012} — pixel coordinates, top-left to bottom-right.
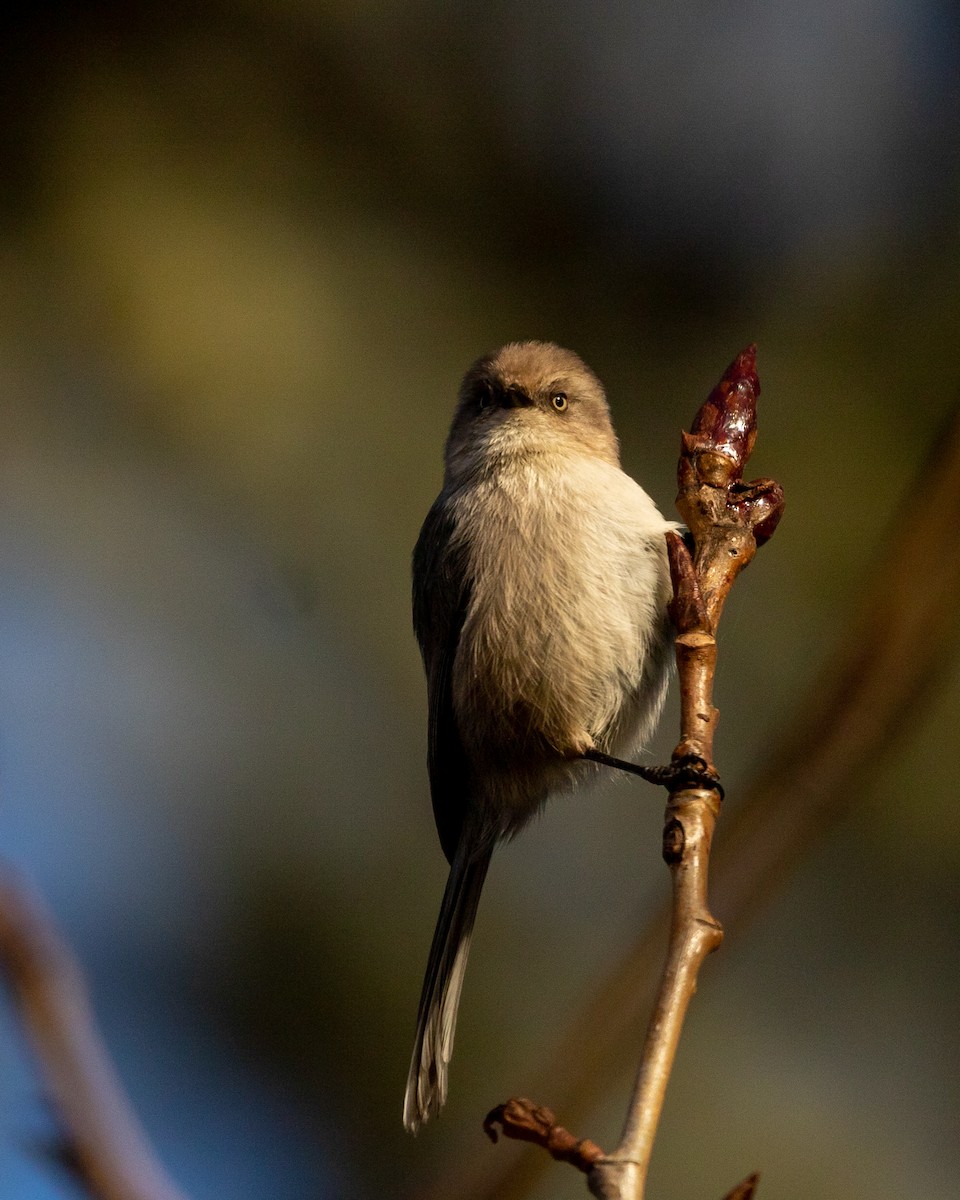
{"left": 0, "top": 2, "right": 958, "bottom": 1198}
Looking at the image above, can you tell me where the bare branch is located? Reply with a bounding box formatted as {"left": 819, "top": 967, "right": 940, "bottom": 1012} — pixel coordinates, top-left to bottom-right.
{"left": 0, "top": 869, "right": 190, "bottom": 1200}
{"left": 477, "top": 348, "right": 779, "bottom": 1199}
{"left": 587, "top": 346, "right": 779, "bottom": 1200}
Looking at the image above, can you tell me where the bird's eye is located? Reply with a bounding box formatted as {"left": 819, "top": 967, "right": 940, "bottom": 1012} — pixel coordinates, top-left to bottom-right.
{"left": 476, "top": 384, "right": 492, "bottom": 410}
{"left": 551, "top": 392, "right": 568, "bottom": 412}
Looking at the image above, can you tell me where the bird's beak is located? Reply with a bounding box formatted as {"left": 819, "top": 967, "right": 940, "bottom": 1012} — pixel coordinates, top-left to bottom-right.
{"left": 501, "top": 386, "right": 533, "bottom": 409}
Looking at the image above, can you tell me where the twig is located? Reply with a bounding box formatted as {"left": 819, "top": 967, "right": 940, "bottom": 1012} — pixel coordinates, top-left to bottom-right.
{"left": 411, "top": 394, "right": 960, "bottom": 1200}
{"left": 0, "top": 869, "right": 190, "bottom": 1200}
{"left": 479, "top": 349, "right": 780, "bottom": 1200}
{"left": 586, "top": 346, "right": 780, "bottom": 1200}
{"left": 483, "top": 1098, "right": 605, "bottom": 1173}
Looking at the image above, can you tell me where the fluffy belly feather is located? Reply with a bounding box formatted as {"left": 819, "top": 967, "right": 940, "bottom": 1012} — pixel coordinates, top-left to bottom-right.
{"left": 450, "top": 454, "right": 672, "bottom": 772}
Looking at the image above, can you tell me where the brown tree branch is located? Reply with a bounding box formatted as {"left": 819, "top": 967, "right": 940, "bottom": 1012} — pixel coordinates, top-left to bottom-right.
{"left": 411, "top": 393, "right": 960, "bottom": 1200}
{"left": 587, "top": 346, "right": 778, "bottom": 1200}
{"left": 587, "top": 785, "right": 723, "bottom": 1200}
{"left": 0, "top": 869, "right": 190, "bottom": 1200}
{"left": 483, "top": 348, "right": 782, "bottom": 1200}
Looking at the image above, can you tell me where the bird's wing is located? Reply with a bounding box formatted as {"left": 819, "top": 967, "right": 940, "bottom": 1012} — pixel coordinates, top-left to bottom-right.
{"left": 412, "top": 497, "right": 472, "bottom": 864}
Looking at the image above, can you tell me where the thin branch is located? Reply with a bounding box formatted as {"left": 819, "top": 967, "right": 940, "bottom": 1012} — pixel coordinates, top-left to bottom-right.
{"left": 587, "top": 346, "right": 779, "bottom": 1200}
{"left": 0, "top": 869, "right": 191, "bottom": 1200}
{"left": 411, "top": 396, "right": 960, "bottom": 1200}
{"left": 483, "top": 1099, "right": 605, "bottom": 1173}
{"left": 586, "top": 786, "right": 723, "bottom": 1200}
{"left": 477, "top": 348, "right": 780, "bottom": 1200}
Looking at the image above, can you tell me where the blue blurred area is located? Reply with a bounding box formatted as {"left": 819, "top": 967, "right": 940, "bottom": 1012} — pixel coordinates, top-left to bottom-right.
{"left": 0, "top": 972, "right": 339, "bottom": 1200}
{"left": 0, "top": 360, "right": 359, "bottom": 1196}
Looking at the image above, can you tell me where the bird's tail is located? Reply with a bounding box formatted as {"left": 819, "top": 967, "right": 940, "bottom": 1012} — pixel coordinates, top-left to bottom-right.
{"left": 403, "top": 842, "right": 492, "bottom": 1133}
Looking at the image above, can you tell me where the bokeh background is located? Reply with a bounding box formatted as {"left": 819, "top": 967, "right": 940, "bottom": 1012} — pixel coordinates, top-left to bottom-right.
{"left": 0, "top": 3, "right": 958, "bottom": 1198}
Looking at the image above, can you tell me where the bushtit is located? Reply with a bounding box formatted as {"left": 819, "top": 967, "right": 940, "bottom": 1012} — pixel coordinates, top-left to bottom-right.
{"left": 403, "top": 341, "right": 675, "bottom": 1133}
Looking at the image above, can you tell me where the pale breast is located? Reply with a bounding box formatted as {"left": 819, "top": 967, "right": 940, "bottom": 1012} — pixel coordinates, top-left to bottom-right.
{"left": 449, "top": 453, "right": 673, "bottom": 764}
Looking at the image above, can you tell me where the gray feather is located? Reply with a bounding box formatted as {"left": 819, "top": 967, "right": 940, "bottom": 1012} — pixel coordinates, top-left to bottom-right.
{"left": 403, "top": 843, "right": 492, "bottom": 1133}
{"left": 404, "top": 342, "right": 675, "bottom": 1130}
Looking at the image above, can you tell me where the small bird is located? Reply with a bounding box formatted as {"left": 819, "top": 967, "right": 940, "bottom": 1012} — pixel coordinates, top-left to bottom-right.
{"left": 403, "top": 341, "right": 675, "bottom": 1132}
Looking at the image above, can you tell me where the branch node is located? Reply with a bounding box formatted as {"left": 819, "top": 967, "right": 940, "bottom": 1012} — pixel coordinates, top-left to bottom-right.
{"left": 662, "top": 818, "right": 685, "bottom": 864}
{"left": 675, "top": 631, "right": 715, "bottom": 650}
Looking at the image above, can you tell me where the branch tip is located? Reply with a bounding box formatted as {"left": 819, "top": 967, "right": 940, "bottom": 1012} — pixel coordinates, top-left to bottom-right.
{"left": 721, "top": 1171, "right": 760, "bottom": 1200}
{"left": 681, "top": 345, "right": 761, "bottom": 491}
{"left": 483, "top": 1098, "right": 604, "bottom": 1173}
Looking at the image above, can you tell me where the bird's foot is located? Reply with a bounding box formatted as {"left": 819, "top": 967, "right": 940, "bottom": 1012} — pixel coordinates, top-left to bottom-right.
{"left": 582, "top": 748, "right": 724, "bottom": 800}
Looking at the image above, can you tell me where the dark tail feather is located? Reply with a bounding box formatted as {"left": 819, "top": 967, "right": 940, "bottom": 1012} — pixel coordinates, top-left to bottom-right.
{"left": 403, "top": 843, "right": 492, "bottom": 1133}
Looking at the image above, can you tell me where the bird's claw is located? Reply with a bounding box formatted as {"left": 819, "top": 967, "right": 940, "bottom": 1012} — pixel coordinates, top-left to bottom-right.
{"left": 583, "top": 748, "right": 724, "bottom": 800}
